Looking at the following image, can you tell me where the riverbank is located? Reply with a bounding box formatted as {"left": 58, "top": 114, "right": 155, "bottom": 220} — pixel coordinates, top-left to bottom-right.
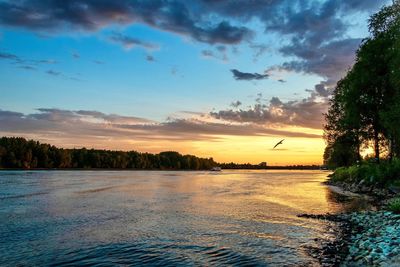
{"left": 303, "top": 177, "right": 400, "bottom": 266}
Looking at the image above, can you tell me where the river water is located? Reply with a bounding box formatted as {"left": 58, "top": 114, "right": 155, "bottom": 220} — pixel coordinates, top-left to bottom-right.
{"left": 0, "top": 170, "right": 364, "bottom": 266}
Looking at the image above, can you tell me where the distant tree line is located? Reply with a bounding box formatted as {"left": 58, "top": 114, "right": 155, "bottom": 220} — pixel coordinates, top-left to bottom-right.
{"left": 324, "top": 1, "right": 400, "bottom": 168}
{"left": 0, "top": 137, "right": 217, "bottom": 170}
{"left": 220, "top": 162, "right": 321, "bottom": 170}
{"left": 219, "top": 162, "right": 268, "bottom": 169}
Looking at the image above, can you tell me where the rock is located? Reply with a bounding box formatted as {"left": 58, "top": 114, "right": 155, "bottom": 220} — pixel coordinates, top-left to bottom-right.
{"left": 388, "top": 186, "right": 400, "bottom": 194}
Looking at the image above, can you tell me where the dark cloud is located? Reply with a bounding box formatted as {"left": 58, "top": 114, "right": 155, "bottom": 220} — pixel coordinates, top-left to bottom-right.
{"left": 277, "top": 38, "right": 362, "bottom": 96}
{"left": 72, "top": 52, "right": 80, "bottom": 59}
{"left": 1, "top": 51, "right": 57, "bottom": 67}
{"left": 0, "top": 52, "right": 20, "bottom": 61}
{"left": 201, "top": 48, "right": 228, "bottom": 61}
{"left": 278, "top": 79, "right": 286, "bottom": 83}
{"left": 201, "top": 50, "right": 214, "bottom": 57}
{"left": 199, "top": 0, "right": 387, "bottom": 95}
{"left": 230, "top": 101, "right": 242, "bottom": 108}
{"left": 45, "top": 70, "right": 81, "bottom": 81}
{"left": 0, "top": 110, "right": 24, "bottom": 118}
{"left": 279, "top": 38, "right": 361, "bottom": 80}
{"left": 210, "top": 96, "right": 328, "bottom": 129}
{"left": 93, "top": 60, "right": 104, "bottom": 64}
{"left": 146, "top": 55, "right": 155, "bottom": 62}
{"left": 46, "top": 70, "right": 61, "bottom": 76}
{"left": 18, "top": 65, "right": 36, "bottom": 70}
{"left": 0, "top": 0, "right": 253, "bottom": 45}
{"left": 231, "top": 69, "right": 269, "bottom": 81}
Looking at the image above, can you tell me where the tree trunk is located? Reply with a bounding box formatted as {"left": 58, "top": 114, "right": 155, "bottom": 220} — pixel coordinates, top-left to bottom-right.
{"left": 374, "top": 129, "right": 380, "bottom": 163}
{"left": 389, "top": 135, "right": 394, "bottom": 162}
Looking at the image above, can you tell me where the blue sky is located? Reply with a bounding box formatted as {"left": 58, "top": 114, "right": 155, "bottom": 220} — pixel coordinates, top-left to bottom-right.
{"left": 1, "top": 23, "right": 319, "bottom": 119}
{"left": 0, "top": 0, "right": 391, "bottom": 164}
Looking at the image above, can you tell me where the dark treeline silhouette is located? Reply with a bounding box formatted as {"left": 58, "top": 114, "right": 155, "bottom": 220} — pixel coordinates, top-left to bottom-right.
{"left": 324, "top": 1, "right": 400, "bottom": 168}
{"left": 220, "top": 162, "right": 268, "bottom": 169}
{"left": 220, "top": 162, "right": 321, "bottom": 170}
{"left": 0, "top": 137, "right": 217, "bottom": 170}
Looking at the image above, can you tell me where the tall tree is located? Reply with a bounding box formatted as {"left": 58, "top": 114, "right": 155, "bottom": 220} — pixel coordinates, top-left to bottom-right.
{"left": 324, "top": 1, "right": 400, "bottom": 166}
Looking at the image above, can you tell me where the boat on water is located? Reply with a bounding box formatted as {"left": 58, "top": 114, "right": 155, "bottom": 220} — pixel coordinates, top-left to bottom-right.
{"left": 210, "top": 167, "right": 222, "bottom": 171}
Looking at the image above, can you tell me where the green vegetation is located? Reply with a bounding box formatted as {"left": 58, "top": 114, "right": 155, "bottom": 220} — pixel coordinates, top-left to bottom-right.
{"left": 387, "top": 197, "right": 400, "bottom": 213}
{"left": 0, "top": 137, "right": 217, "bottom": 170}
{"left": 330, "top": 159, "right": 400, "bottom": 187}
{"left": 324, "top": 1, "right": 400, "bottom": 169}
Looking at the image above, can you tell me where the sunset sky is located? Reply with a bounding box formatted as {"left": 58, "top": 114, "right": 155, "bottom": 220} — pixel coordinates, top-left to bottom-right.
{"left": 0, "top": 0, "right": 390, "bottom": 165}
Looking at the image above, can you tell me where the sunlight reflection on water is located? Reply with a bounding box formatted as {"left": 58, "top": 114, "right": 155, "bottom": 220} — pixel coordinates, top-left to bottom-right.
{"left": 0, "top": 170, "right": 368, "bottom": 266}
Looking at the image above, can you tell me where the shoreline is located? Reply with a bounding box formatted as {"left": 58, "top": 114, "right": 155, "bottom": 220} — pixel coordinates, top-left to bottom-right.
{"left": 303, "top": 179, "right": 400, "bottom": 266}
{"left": 0, "top": 168, "right": 324, "bottom": 171}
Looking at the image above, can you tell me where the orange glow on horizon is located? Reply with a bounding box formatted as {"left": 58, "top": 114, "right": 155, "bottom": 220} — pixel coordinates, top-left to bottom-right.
{"left": 11, "top": 130, "right": 325, "bottom": 166}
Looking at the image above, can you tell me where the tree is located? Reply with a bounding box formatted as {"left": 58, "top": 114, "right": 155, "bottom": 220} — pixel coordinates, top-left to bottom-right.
{"left": 324, "top": 1, "right": 400, "bottom": 166}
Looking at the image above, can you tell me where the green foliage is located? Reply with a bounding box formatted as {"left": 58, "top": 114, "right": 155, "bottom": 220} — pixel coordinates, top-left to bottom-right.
{"left": 324, "top": 1, "right": 400, "bottom": 166}
{"left": 323, "top": 134, "right": 360, "bottom": 168}
{"left": 0, "top": 137, "right": 217, "bottom": 170}
{"left": 387, "top": 197, "right": 400, "bottom": 214}
{"left": 331, "top": 159, "right": 400, "bottom": 186}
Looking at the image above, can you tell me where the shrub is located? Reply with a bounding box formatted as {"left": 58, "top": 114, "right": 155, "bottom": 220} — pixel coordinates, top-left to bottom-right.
{"left": 387, "top": 198, "right": 400, "bottom": 214}
{"left": 330, "top": 159, "right": 400, "bottom": 186}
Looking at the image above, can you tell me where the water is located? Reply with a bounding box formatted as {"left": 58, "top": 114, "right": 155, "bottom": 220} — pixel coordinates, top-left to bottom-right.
{"left": 0, "top": 170, "right": 364, "bottom": 266}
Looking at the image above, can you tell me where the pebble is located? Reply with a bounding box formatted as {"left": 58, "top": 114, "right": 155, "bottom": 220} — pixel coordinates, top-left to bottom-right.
{"left": 343, "top": 210, "right": 400, "bottom": 265}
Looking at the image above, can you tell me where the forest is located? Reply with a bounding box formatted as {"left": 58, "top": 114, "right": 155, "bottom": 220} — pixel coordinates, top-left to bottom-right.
{"left": 0, "top": 137, "right": 217, "bottom": 170}
{"left": 324, "top": 1, "right": 400, "bottom": 168}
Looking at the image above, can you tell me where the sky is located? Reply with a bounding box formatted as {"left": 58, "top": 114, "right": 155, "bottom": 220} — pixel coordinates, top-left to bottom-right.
{"left": 0, "top": 0, "right": 391, "bottom": 165}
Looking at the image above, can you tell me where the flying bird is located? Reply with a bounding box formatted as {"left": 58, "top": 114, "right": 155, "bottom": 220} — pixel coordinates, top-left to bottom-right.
{"left": 273, "top": 139, "right": 285, "bottom": 149}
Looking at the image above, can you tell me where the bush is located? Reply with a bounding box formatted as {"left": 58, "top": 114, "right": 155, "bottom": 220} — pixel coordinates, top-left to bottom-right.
{"left": 387, "top": 198, "right": 400, "bottom": 214}
{"left": 330, "top": 158, "right": 400, "bottom": 186}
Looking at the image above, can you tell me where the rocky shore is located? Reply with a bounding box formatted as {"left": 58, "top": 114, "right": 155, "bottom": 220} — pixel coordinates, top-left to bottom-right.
{"left": 326, "top": 181, "right": 396, "bottom": 203}
{"left": 299, "top": 180, "right": 400, "bottom": 266}
{"left": 344, "top": 211, "right": 400, "bottom": 266}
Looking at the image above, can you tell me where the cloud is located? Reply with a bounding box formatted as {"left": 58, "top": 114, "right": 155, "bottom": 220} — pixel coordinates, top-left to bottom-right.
{"left": 0, "top": 0, "right": 388, "bottom": 91}
{"left": 0, "top": 52, "right": 20, "bottom": 61}
{"left": 231, "top": 69, "right": 269, "bottom": 81}
{"left": 46, "top": 70, "right": 61, "bottom": 76}
{"left": 279, "top": 38, "right": 361, "bottom": 81}
{"left": 201, "top": 50, "right": 214, "bottom": 58}
{"left": 72, "top": 52, "right": 80, "bottom": 59}
{"left": 0, "top": 108, "right": 321, "bottom": 148}
{"left": 216, "top": 45, "right": 227, "bottom": 52}
{"left": 35, "top": 59, "right": 57, "bottom": 64}
{"left": 109, "top": 32, "right": 159, "bottom": 50}
{"left": 146, "top": 55, "right": 155, "bottom": 62}
{"left": 199, "top": 0, "right": 387, "bottom": 95}
{"left": 276, "top": 38, "right": 362, "bottom": 96}
{"left": 0, "top": 0, "right": 253, "bottom": 45}
{"left": 201, "top": 48, "right": 228, "bottom": 61}
{"left": 18, "top": 65, "right": 36, "bottom": 71}
{"left": 210, "top": 95, "right": 328, "bottom": 129}
{"left": 230, "top": 101, "right": 242, "bottom": 108}
{"left": 249, "top": 44, "right": 269, "bottom": 62}
{"left": 45, "top": 69, "right": 81, "bottom": 81}
{"left": 1, "top": 50, "right": 58, "bottom": 68}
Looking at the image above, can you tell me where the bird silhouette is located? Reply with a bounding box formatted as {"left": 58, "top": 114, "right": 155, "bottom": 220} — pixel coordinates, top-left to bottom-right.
{"left": 273, "top": 139, "right": 285, "bottom": 149}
